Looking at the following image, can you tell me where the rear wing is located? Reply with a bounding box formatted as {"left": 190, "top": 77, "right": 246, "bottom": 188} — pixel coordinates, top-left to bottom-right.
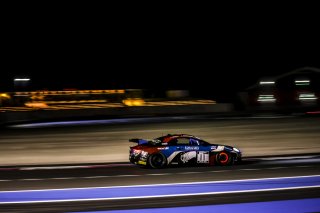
{"left": 129, "top": 138, "right": 148, "bottom": 145}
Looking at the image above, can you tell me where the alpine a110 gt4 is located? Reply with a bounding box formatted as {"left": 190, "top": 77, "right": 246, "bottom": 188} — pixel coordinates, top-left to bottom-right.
{"left": 129, "top": 134, "right": 242, "bottom": 168}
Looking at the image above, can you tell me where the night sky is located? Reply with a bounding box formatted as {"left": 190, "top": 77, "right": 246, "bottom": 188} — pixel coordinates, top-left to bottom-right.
{"left": 2, "top": 7, "right": 320, "bottom": 100}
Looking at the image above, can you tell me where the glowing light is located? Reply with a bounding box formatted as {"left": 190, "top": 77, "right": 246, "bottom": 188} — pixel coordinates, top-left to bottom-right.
{"left": 306, "top": 111, "right": 320, "bottom": 114}
{"left": 0, "top": 93, "right": 10, "bottom": 99}
{"left": 259, "top": 81, "right": 275, "bottom": 85}
{"left": 122, "top": 98, "right": 145, "bottom": 106}
{"left": 25, "top": 102, "right": 48, "bottom": 108}
{"left": 233, "top": 147, "right": 240, "bottom": 152}
{"left": 299, "top": 93, "right": 317, "bottom": 101}
{"left": 14, "top": 78, "right": 30, "bottom": 81}
{"left": 295, "top": 80, "right": 310, "bottom": 83}
{"left": 257, "top": 94, "right": 276, "bottom": 102}
{"left": 295, "top": 80, "right": 310, "bottom": 86}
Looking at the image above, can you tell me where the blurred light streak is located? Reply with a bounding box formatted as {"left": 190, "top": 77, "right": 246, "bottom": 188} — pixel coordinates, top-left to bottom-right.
{"left": 25, "top": 102, "right": 48, "bottom": 108}
{"left": 0, "top": 175, "right": 319, "bottom": 204}
{"left": 259, "top": 81, "right": 275, "bottom": 85}
{"left": 306, "top": 111, "right": 320, "bottom": 114}
{"left": 13, "top": 78, "right": 30, "bottom": 81}
{"left": 257, "top": 95, "right": 276, "bottom": 102}
{"left": 298, "top": 93, "right": 317, "bottom": 101}
{"left": 295, "top": 79, "right": 310, "bottom": 86}
{"left": 0, "top": 93, "right": 10, "bottom": 98}
{"left": 75, "top": 198, "right": 320, "bottom": 213}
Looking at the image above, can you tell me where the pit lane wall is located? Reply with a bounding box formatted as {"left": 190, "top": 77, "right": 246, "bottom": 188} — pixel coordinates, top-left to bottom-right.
{"left": 0, "top": 103, "right": 233, "bottom": 125}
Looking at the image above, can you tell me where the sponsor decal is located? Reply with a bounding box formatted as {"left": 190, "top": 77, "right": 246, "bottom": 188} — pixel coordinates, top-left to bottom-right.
{"left": 197, "top": 151, "right": 209, "bottom": 163}
{"left": 185, "top": 146, "right": 199, "bottom": 150}
{"left": 167, "top": 151, "right": 183, "bottom": 164}
{"left": 210, "top": 146, "right": 217, "bottom": 150}
{"left": 158, "top": 147, "right": 169, "bottom": 150}
{"left": 215, "top": 146, "right": 225, "bottom": 151}
{"left": 180, "top": 151, "right": 197, "bottom": 163}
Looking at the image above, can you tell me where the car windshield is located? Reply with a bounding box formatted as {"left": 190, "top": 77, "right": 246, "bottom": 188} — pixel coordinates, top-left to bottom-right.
{"left": 153, "top": 136, "right": 167, "bottom": 143}
{"left": 153, "top": 135, "right": 211, "bottom": 146}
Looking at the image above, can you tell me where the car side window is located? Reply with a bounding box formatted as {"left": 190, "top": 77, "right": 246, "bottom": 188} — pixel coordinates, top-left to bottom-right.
{"left": 169, "top": 138, "right": 178, "bottom": 145}
{"left": 176, "top": 138, "right": 190, "bottom": 145}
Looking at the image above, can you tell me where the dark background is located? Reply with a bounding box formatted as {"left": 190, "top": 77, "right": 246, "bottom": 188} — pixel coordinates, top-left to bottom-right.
{"left": 2, "top": 5, "right": 320, "bottom": 100}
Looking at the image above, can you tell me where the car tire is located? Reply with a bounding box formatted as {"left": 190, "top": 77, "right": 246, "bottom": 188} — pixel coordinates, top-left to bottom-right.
{"left": 148, "top": 153, "right": 167, "bottom": 169}
{"left": 215, "top": 152, "right": 233, "bottom": 166}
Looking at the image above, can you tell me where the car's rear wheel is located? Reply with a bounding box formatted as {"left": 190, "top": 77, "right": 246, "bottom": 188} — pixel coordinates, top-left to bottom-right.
{"left": 215, "top": 152, "right": 234, "bottom": 166}
{"left": 148, "top": 153, "right": 167, "bottom": 169}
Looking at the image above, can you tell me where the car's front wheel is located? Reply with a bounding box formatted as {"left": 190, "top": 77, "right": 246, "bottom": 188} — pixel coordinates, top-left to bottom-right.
{"left": 215, "top": 152, "right": 234, "bottom": 166}
{"left": 148, "top": 153, "right": 167, "bottom": 169}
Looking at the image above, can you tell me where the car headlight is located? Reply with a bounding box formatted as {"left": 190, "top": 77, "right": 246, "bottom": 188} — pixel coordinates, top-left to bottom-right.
{"left": 233, "top": 147, "right": 240, "bottom": 152}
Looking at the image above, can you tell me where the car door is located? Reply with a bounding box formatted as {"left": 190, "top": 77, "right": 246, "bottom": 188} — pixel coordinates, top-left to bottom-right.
{"left": 189, "top": 138, "right": 209, "bottom": 164}
{"left": 176, "top": 137, "right": 198, "bottom": 163}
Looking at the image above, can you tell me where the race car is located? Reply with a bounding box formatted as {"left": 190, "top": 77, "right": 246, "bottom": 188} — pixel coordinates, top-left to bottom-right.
{"left": 129, "top": 134, "right": 242, "bottom": 168}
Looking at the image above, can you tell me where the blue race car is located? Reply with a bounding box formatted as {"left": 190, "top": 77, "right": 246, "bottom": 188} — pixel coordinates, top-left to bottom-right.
{"left": 129, "top": 134, "right": 242, "bottom": 168}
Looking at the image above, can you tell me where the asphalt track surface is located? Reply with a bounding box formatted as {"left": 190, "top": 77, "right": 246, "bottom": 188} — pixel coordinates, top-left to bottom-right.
{"left": 1, "top": 156, "right": 320, "bottom": 212}
{"left": 1, "top": 115, "right": 320, "bottom": 166}
{"left": 0, "top": 115, "right": 319, "bottom": 212}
